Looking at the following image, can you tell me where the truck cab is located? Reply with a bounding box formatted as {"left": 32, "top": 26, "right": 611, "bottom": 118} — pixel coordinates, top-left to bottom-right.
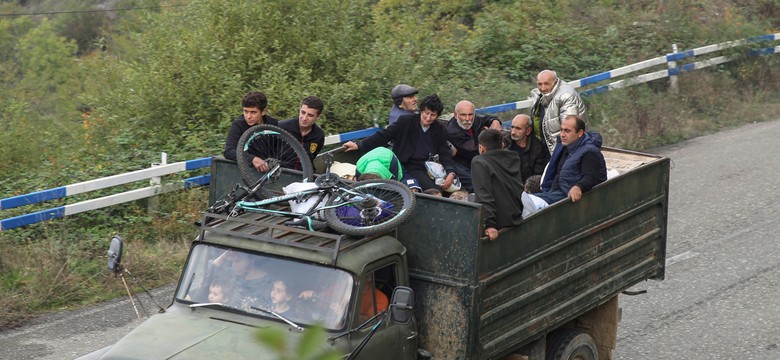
{"left": 83, "top": 206, "right": 420, "bottom": 359}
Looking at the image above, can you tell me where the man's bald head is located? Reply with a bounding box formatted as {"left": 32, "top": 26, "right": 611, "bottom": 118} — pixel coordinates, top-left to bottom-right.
{"left": 510, "top": 114, "right": 532, "bottom": 142}
{"left": 536, "top": 69, "right": 558, "bottom": 95}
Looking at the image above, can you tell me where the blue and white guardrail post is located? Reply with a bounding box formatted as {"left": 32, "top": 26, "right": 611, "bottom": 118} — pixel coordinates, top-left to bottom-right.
{"left": 0, "top": 157, "right": 211, "bottom": 231}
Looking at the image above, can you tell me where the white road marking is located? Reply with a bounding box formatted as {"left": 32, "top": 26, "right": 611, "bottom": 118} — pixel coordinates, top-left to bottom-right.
{"left": 666, "top": 251, "right": 698, "bottom": 267}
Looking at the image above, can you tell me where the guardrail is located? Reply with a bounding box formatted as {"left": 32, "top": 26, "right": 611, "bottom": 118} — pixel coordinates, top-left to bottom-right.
{"left": 477, "top": 32, "right": 780, "bottom": 114}
{"left": 0, "top": 155, "right": 210, "bottom": 231}
{"left": 3, "top": 32, "right": 779, "bottom": 231}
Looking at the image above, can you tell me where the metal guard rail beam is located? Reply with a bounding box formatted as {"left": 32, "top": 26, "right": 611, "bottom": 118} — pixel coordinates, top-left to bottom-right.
{"left": 0, "top": 157, "right": 210, "bottom": 211}
{"left": 0, "top": 175, "right": 209, "bottom": 231}
{"left": 476, "top": 32, "right": 780, "bottom": 115}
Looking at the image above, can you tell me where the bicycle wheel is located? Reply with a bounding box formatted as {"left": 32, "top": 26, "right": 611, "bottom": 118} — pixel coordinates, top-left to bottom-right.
{"left": 324, "top": 179, "right": 416, "bottom": 236}
{"left": 236, "top": 124, "right": 314, "bottom": 187}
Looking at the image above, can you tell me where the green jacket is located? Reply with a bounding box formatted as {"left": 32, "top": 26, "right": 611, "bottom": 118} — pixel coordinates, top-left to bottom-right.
{"left": 355, "top": 147, "right": 403, "bottom": 180}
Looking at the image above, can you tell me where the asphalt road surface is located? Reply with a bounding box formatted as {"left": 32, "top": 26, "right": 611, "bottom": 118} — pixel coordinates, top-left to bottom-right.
{"left": 1, "top": 120, "right": 779, "bottom": 359}
{"left": 0, "top": 285, "right": 175, "bottom": 360}
{"left": 614, "top": 119, "right": 780, "bottom": 359}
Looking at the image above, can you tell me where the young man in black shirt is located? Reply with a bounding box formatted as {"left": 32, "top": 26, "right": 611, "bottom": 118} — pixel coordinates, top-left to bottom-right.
{"left": 223, "top": 91, "right": 279, "bottom": 164}
{"left": 278, "top": 96, "right": 326, "bottom": 172}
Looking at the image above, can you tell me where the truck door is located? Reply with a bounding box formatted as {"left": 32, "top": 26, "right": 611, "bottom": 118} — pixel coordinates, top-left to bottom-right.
{"left": 349, "top": 261, "right": 417, "bottom": 359}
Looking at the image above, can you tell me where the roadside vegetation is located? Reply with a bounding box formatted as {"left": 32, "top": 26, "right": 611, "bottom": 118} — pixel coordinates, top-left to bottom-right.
{"left": 1, "top": 0, "right": 780, "bottom": 329}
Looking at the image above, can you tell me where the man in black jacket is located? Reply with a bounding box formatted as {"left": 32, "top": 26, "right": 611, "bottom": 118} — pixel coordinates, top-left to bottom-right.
{"left": 223, "top": 91, "right": 279, "bottom": 163}
{"left": 278, "top": 96, "right": 326, "bottom": 172}
{"left": 343, "top": 94, "right": 457, "bottom": 192}
{"left": 446, "top": 100, "right": 502, "bottom": 192}
{"left": 507, "top": 114, "right": 550, "bottom": 181}
{"left": 472, "top": 129, "right": 524, "bottom": 240}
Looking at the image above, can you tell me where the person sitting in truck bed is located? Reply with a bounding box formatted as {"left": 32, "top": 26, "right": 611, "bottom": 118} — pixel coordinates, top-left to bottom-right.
{"left": 531, "top": 115, "right": 607, "bottom": 207}
{"left": 521, "top": 175, "right": 548, "bottom": 218}
{"left": 354, "top": 147, "right": 403, "bottom": 180}
{"left": 342, "top": 94, "right": 458, "bottom": 192}
{"left": 448, "top": 189, "right": 470, "bottom": 201}
{"left": 278, "top": 96, "right": 326, "bottom": 172}
{"left": 446, "top": 100, "right": 502, "bottom": 192}
{"left": 223, "top": 91, "right": 279, "bottom": 162}
{"left": 471, "top": 129, "right": 525, "bottom": 241}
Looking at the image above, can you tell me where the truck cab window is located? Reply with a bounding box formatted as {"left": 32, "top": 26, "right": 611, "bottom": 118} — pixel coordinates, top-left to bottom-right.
{"left": 175, "top": 244, "right": 354, "bottom": 330}
{"left": 358, "top": 263, "right": 397, "bottom": 323}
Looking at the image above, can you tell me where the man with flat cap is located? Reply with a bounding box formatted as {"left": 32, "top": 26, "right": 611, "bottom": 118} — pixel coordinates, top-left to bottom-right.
{"left": 388, "top": 84, "right": 419, "bottom": 125}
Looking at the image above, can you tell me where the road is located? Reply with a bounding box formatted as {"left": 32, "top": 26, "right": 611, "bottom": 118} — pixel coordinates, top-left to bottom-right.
{"left": 1, "top": 120, "right": 779, "bottom": 359}
{"left": 614, "top": 119, "right": 780, "bottom": 359}
{"left": 0, "top": 285, "right": 175, "bottom": 360}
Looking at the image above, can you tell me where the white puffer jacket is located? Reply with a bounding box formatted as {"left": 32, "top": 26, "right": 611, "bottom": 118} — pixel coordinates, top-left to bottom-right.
{"left": 529, "top": 80, "right": 588, "bottom": 153}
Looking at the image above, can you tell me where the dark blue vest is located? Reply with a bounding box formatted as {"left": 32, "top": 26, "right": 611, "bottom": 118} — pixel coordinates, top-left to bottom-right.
{"left": 541, "top": 131, "right": 606, "bottom": 193}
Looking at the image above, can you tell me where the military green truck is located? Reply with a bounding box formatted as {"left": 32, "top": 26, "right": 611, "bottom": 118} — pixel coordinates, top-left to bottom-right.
{"left": 78, "top": 145, "right": 669, "bottom": 360}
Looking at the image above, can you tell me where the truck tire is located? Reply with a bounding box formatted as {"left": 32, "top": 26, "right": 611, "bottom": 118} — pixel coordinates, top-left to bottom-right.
{"left": 546, "top": 329, "right": 598, "bottom": 360}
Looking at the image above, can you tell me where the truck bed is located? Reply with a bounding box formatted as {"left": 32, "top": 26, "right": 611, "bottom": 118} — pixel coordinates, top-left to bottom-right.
{"left": 393, "top": 148, "right": 669, "bottom": 359}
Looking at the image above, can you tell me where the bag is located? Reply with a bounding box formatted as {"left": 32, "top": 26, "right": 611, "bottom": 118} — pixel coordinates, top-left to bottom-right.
{"left": 424, "top": 159, "right": 462, "bottom": 193}
{"left": 335, "top": 201, "right": 393, "bottom": 226}
{"left": 424, "top": 160, "right": 446, "bottom": 182}
{"left": 283, "top": 182, "right": 329, "bottom": 219}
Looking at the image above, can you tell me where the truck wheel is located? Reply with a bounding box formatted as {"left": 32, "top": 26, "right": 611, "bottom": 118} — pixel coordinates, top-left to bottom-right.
{"left": 546, "top": 329, "right": 598, "bottom": 360}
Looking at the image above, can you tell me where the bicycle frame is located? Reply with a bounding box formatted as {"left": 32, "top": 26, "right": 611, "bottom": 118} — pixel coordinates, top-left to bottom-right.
{"left": 234, "top": 181, "right": 383, "bottom": 220}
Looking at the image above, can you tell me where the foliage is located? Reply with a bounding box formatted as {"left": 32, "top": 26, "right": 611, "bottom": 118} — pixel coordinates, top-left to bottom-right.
{"left": 256, "top": 325, "right": 342, "bottom": 360}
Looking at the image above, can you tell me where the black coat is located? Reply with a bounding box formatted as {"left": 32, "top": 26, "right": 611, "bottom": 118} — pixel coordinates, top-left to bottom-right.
{"left": 471, "top": 149, "right": 525, "bottom": 229}
{"left": 507, "top": 134, "right": 550, "bottom": 182}
{"left": 278, "top": 118, "right": 325, "bottom": 172}
{"left": 446, "top": 115, "right": 500, "bottom": 168}
{"left": 358, "top": 114, "right": 456, "bottom": 174}
{"left": 223, "top": 115, "right": 279, "bottom": 161}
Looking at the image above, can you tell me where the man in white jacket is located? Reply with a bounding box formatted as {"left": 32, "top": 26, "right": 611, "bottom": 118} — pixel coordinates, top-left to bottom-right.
{"left": 529, "top": 70, "right": 588, "bottom": 154}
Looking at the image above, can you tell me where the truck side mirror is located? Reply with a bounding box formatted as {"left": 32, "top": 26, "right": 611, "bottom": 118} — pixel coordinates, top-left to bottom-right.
{"left": 389, "top": 286, "right": 414, "bottom": 324}
{"left": 107, "top": 235, "right": 124, "bottom": 274}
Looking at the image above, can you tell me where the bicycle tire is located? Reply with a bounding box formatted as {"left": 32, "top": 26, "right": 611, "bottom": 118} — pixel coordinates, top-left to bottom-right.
{"left": 236, "top": 124, "right": 314, "bottom": 187}
{"left": 323, "top": 179, "right": 416, "bottom": 236}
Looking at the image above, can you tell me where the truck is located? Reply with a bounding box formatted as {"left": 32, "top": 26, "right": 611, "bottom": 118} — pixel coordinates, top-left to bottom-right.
{"left": 78, "top": 142, "right": 669, "bottom": 360}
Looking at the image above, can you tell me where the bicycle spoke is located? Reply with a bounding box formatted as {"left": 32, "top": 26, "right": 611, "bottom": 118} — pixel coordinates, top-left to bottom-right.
{"left": 237, "top": 125, "right": 313, "bottom": 186}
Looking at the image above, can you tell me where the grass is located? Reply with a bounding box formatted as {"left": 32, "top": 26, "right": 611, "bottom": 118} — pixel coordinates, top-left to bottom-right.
{"left": 0, "top": 189, "right": 206, "bottom": 330}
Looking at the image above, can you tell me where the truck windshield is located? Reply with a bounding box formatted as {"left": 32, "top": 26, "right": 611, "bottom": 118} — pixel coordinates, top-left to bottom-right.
{"left": 176, "top": 244, "right": 353, "bottom": 330}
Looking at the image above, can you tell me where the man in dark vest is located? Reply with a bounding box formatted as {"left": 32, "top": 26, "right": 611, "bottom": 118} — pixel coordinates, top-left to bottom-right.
{"left": 534, "top": 115, "right": 607, "bottom": 205}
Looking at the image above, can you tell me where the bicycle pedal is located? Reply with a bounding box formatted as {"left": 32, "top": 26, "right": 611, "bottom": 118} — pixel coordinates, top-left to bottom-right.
{"left": 284, "top": 218, "right": 307, "bottom": 228}
{"left": 284, "top": 218, "right": 328, "bottom": 231}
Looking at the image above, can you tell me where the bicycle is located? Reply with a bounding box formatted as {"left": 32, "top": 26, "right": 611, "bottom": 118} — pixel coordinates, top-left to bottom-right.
{"left": 236, "top": 124, "right": 314, "bottom": 186}
{"left": 207, "top": 124, "right": 314, "bottom": 214}
{"left": 208, "top": 125, "right": 416, "bottom": 236}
